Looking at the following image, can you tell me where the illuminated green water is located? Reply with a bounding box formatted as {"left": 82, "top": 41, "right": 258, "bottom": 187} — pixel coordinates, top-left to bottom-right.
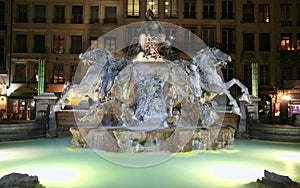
{"left": 0, "top": 138, "right": 299, "bottom": 188}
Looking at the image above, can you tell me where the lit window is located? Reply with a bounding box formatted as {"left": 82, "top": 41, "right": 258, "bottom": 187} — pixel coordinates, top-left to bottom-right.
{"left": 280, "top": 33, "right": 292, "bottom": 50}
{"left": 164, "top": 0, "right": 177, "bottom": 18}
{"left": 258, "top": 4, "right": 270, "bottom": 23}
{"left": 146, "top": 0, "right": 159, "bottom": 18}
{"left": 127, "top": 0, "right": 140, "bottom": 17}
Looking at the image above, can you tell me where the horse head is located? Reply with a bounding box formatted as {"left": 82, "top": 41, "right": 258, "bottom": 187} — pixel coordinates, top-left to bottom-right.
{"left": 79, "top": 48, "right": 115, "bottom": 66}
{"left": 208, "top": 47, "right": 231, "bottom": 67}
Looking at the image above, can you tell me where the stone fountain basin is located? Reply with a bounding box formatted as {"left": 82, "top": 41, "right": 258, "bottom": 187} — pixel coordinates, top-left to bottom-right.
{"left": 71, "top": 124, "right": 235, "bottom": 153}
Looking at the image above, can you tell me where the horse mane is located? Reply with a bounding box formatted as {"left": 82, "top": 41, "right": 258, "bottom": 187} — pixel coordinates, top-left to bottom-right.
{"left": 193, "top": 47, "right": 218, "bottom": 68}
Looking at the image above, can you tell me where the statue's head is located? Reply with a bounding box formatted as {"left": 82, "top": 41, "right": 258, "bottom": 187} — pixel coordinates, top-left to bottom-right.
{"left": 195, "top": 47, "right": 231, "bottom": 68}
{"left": 209, "top": 47, "right": 231, "bottom": 67}
{"left": 145, "top": 9, "right": 154, "bottom": 20}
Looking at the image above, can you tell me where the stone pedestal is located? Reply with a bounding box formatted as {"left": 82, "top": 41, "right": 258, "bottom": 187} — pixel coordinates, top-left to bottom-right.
{"left": 238, "top": 101, "right": 247, "bottom": 136}
{"left": 34, "top": 93, "right": 58, "bottom": 137}
{"left": 245, "top": 97, "right": 261, "bottom": 135}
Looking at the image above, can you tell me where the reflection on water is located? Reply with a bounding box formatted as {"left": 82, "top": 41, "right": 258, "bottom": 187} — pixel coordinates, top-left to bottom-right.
{"left": 0, "top": 138, "right": 299, "bottom": 188}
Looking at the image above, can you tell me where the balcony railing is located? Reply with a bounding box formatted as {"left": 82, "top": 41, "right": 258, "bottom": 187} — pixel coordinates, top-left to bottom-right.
{"left": 32, "top": 48, "right": 46, "bottom": 53}
{"left": 70, "top": 48, "right": 83, "bottom": 54}
{"left": 281, "top": 20, "right": 292, "bottom": 27}
{"left": 221, "top": 12, "right": 234, "bottom": 19}
{"left": 126, "top": 11, "right": 140, "bottom": 18}
{"left": 242, "top": 17, "right": 254, "bottom": 23}
{"left": 52, "top": 18, "right": 65, "bottom": 24}
{"left": 51, "top": 48, "right": 65, "bottom": 54}
{"left": 104, "top": 18, "right": 117, "bottom": 24}
{"left": 184, "top": 12, "right": 197, "bottom": 19}
{"left": 14, "top": 17, "right": 28, "bottom": 23}
{"left": 33, "top": 18, "right": 47, "bottom": 23}
{"left": 258, "top": 16, "right": 270, "bottom": 23}
{"left": 280, "top": 50, "right": 300, "bottom": 61}
{"left": 89, "top": 18, "right": 99, "bottom": 24}
{"left": 71, "top": 17, "right": 83, "bottom": 24}
{"left": 164, "top": 13, "right": 178, "bottom": 19}
{"left": 202, "top": 11, "right": 216, "bottom": 19}
{"left": 14, "top": 48, "right": 27, "bottom": 53}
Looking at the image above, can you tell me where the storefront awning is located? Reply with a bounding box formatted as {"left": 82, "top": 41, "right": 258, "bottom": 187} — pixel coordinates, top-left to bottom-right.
{"left": 8, "top": 92, "right": 37, "bottom": 99}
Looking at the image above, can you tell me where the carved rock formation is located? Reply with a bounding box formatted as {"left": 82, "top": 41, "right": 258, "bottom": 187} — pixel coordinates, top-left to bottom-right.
{"left": 0, "top": 173, "right": 44, "bottom": 188}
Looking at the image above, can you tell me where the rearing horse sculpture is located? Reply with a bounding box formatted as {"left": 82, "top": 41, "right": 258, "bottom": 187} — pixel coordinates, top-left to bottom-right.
{"left": 192, "top": 47, "right": 250, "bottom": 116}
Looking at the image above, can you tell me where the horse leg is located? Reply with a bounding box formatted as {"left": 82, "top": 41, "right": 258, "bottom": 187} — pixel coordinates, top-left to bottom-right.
{"left": 225, "top": 78, "right": 250, "bottom": 103}
{"left": 223, "top": 89, "right": 241, "bottom": 116}
{"left": 57, "top": 88, "right": 74, "bottom": 109}
{"left": 225, "top": 78, "right": 249, "bottom": 94}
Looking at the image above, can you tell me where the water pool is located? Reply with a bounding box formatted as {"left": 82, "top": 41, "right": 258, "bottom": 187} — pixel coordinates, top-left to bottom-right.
{"left": 0, "top": 138, "right": 299, "bottom": 188}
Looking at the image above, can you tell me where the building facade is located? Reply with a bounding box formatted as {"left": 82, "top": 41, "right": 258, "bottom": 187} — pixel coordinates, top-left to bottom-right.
{"left": 0, "top": 0, "right": 299, "bottom": 123}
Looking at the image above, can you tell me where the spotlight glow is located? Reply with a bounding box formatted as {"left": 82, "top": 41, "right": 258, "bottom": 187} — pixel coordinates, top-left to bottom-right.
{"left": 0, "top": 152, "right": 15, "bottom": 160}
{"left": 16, "top": 167, "right": 79, "bottom": 183}
{"left": 213, "top": 166, "right": 263, "bottom": 182}
{"left": 278, "top": 153, "right": 300, "bottom": 162}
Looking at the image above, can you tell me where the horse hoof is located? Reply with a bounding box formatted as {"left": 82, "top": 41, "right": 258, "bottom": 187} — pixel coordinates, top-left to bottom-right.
{"left": 232, "top": 107, "right": 241, "bottom": 116}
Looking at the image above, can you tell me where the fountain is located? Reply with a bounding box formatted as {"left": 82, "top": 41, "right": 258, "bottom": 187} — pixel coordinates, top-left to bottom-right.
{"left": 54, "top": 10, "right": 251, "bottom": 153}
